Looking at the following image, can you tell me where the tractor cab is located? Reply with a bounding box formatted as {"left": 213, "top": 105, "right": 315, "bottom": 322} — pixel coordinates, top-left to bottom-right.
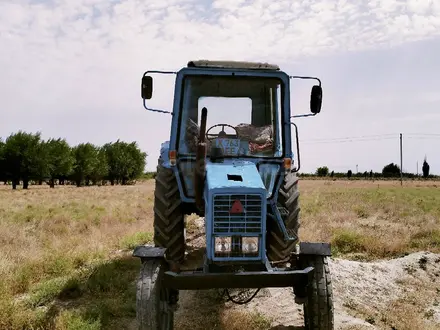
{"left": 135, "top": 60, "right": 333, "bottom": 330}
{"left": 141, "top": 60, "right": 322, "bottom": 203}
{"left": 177, "top": 66, "right": 283, "bottom": 160}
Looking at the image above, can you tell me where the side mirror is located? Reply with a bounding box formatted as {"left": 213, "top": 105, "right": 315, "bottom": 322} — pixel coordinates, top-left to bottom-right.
{"left": 310, "top": 85, "right": 322, "bottom": 114}
{"left": 141, "top": 76, "right": 153, "bottom": 99}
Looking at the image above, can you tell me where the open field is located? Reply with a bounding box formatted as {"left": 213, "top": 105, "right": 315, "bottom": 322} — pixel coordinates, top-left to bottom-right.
{"left": 0, "top": 179, "right": 439, "bottom": 329}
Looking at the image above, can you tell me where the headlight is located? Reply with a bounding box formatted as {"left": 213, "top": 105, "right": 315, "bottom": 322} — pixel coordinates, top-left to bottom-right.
{"left": 215, "top": 236, "right": 231, "bottom": 253}
{"left": 242, "top": 237, "right": 259, "bottom": 254}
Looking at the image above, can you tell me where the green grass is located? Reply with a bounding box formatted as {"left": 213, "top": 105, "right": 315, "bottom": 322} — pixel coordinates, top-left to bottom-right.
{"left": 331, "top": 229, "right": 367, "bottom": 255}
{"left": 55, "top": 311, "right": 101, "bottom": 330}
{"left": 410, "top": 229, "right": 440, "bottom": 249}
{"left": 4, "top": 256, "right": 139, "bottom": 330}
{"left": 119, "top": 232, "right": 153, "bottom": 250}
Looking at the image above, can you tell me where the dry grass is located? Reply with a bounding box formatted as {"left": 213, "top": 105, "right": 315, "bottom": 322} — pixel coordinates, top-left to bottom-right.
{"left": 298, "top": 179, "right": 440, "bottom": 260}
{"left": 0, "top": 183, "right": 155, "bottom": 329}
{"left": 1, "top": 179, "right": 439, "bottom": 329}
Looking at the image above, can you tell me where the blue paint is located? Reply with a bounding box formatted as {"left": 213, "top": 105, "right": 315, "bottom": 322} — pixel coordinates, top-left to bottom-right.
{"left": 156, "top": 64, "right": 293, "bottom": 206}
{"left": 258, "top": 163, "right": 280, "bottom": 199}
{"left": 169, "top": 67, "right": 292, "bottom": 158}
{"left": 204, "top": 162, "right": 267, "bottom": 262}
{"left": 152, "top": 63, "right": 298, "bottom": 265}
{"left": 205, "top": 162, "right": 267, "bottom": 191}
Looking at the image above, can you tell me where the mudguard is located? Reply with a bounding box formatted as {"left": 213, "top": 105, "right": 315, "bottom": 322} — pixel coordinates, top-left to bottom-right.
{"left": 299, "top": 242, "right": 332, "bottom": 256}
{"left": 133, "top": 245, "right": 166, "bottom": 259}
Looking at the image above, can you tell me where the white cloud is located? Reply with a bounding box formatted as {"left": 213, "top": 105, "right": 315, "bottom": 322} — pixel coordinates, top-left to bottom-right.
{"left": 1, "top": 0, "right": 440, "bottom": 171}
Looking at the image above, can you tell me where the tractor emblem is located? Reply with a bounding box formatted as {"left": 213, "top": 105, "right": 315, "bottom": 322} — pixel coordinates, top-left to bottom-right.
{"left": 230, "top": 199, "right": 244, "bottom": 213}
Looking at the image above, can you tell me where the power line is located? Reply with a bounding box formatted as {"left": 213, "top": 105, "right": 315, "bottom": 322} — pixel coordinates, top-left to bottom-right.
{"left": 405, "top": 136, "right": 440, "bottom": 140}
{"left": 301, "top": 133, "right": 397, "bottom": 143}
{"left": 302, "top": 136, "right": 397, "bottom": 145}
{"left": 405, "top": 133, "right": 440, "bottom": 137}
{"left": 301, "top": 133, "right": 440, "bottom": 144}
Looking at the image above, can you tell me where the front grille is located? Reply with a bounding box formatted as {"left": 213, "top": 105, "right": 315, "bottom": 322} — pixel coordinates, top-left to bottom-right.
{"left": 212, "top": 194, "right": 263, "bottom": 234}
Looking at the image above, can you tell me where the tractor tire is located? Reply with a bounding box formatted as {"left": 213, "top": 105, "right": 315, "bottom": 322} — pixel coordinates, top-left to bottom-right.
{"left": 301, "top": 255, "right": 334, "bottom": 330}
{"left": 153, "top": 163, "right": 185, "bottom": 264}
{"left": 266, "top": 170, "right": 300, "bottom": 262}
{"left": 136, "top": 259, "right": 175, "bottom": 330}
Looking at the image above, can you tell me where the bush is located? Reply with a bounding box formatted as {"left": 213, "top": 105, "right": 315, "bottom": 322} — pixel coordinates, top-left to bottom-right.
{"left": 382, "top": 163, "right": 400, "bottom": 177}
{"left": 316, "top": 166, "right": 329, "bottom": 177}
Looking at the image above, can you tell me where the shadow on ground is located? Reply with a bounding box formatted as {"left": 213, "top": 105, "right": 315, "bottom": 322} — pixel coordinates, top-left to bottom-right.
{"left": 42, "top": 248, "right": 302, "bottom": 329}
{"left": 39, "top": 254, "right": 139, "bottom": 329}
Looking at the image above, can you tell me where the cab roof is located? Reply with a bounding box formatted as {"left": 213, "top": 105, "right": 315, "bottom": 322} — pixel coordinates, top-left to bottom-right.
{"left": 187, "top": 60, "right": 280, "bottom": 71}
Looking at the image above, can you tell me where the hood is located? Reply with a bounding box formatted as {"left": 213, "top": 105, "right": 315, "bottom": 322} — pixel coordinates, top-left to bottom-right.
{"left": 205, "top": 160, "right": 266, "bottom": 191}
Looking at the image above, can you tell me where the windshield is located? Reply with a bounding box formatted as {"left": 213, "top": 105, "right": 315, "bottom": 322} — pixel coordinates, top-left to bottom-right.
{"left": 177, "top": 75, "right": 283, "bottom": 158}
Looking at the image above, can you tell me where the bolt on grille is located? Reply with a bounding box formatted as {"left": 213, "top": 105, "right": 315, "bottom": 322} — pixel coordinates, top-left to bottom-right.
{"left": 212, "top": 194, "right": 263, "bottom": 234}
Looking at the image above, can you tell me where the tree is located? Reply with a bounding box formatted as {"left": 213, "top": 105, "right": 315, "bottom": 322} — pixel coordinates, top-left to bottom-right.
{"left": 125, "top": 141, "right": 147, "bottom": 183}
{"left": 2, "top": 131, "right": 47, "bottom": 189}
{"left": 347, "top": 170, "right": 352, "bottom": 179}
{"left": 422, "top": 157, "right": 430, "bottom": 178}
{"left": 382, "top": 163, "right": 400, "bottom": 177}
{"left": 330, "top": 170, "right": 334, "bottom": 178}
{"left": 316, "top": 166, "right": 329, "bottom": 177}
{"left": 0, "top": 139, "right": 5, "bottom": 184}
{"left": 45, "top": 138, "right": 74, "bottom": 188}
{"left": 71, "top": 143, "right": 99, "bottom": 187}
{"left": 103, "top": 140, "right": 147, "bottom": 185}
{"left": 88, "top": 147, "right": 109, "bottom": 185}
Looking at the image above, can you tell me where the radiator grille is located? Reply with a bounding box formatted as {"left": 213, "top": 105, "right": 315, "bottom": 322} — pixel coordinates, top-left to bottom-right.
{"left": 212, "top": 194, "right": 263, "bottom": 234}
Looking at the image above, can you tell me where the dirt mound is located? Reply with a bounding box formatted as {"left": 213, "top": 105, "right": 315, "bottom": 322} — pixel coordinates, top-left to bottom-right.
{"left": 181, "top": 219, "right": 440, "bottom": 329}
{"left": 218, "top": 252, "right": 440, "bottom": 329}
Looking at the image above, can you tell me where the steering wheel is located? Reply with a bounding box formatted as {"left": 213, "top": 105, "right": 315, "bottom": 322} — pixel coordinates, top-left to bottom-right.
{"left": 206, "top": 124, "right": 238, "bottom": 141}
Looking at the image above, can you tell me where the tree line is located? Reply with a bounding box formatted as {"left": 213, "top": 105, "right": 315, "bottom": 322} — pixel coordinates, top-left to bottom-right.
{"left": 311, "top": 159, "right": 436, "bottom": 179}
{"left": 0, "top": 131, "right": 147, "bottom": 189}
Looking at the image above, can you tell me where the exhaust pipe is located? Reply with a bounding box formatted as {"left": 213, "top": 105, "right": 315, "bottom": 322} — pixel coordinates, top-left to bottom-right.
{"left": 195, "top": 107, "right": 207, "bottom": 211}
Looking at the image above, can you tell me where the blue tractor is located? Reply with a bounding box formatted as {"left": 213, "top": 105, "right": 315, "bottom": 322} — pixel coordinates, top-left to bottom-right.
{"left": 133, "top": 60, "right": 333, "bottom": 329}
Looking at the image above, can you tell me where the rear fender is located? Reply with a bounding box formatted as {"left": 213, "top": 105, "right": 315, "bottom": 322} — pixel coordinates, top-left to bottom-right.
{"left": 132, "top": 245, "right": 166, "bottom": 260}
{"left": 299, "top": 242, "right": 331, "bottom": 256}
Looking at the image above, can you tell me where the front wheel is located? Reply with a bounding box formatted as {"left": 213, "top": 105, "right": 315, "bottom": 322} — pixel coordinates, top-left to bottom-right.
{"left": 136, "top": 259, "right": 175, "bottom": 330}
{"left": 301, "top": 255, "right": 334, "bottom": 330}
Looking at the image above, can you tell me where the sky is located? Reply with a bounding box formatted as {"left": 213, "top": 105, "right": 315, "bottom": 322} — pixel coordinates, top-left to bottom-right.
{"left": 1, "top": 0, "right": 440, "bottom": 174}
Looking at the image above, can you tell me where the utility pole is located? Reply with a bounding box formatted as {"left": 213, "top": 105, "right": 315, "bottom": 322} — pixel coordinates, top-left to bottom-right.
{"left": 417, "top": 161, "right": 419, "bottom": 177}
{"left": 356, "top": 164, "right": 358, "bottom": 173}
{"left": 400, "top": 133, "right": 403, "bottom": 186}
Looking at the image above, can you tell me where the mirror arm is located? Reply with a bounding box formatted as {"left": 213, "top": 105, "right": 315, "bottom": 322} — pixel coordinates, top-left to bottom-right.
{"left": 290, "top": 113, "right": 317, "bottom": 119}
{"left": 143, "top": 99, "right": 173, "bottom": 115}
{"left": 289, "top": 75, "right": 321, "bottom": 86}
{"left": 290, "top": 122, "right": 301, "bottom": 173}
{"left": 142, "top": 70, "right": 178, "bottom": 115}
{"left": 144, "top": 70, "right": 178, "bottom": 76}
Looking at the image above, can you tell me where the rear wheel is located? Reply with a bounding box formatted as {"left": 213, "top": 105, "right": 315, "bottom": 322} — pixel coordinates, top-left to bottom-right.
{"left": 153, "top": 162, "right": 185, "bottom": 265}
{"left": 301, "top": 255, "right": 334, "bottom": 330}
{"left": 136, "top": 259, "right": 175, "bottom": 330}
{"left": 266, "top": 170, "right": 300, "bottom": 262}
